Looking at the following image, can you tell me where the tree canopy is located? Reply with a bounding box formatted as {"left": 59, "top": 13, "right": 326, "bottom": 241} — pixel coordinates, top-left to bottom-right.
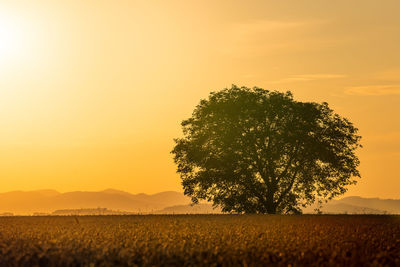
{"left": 171, "top": 85, "right": 361, "bottom": 214}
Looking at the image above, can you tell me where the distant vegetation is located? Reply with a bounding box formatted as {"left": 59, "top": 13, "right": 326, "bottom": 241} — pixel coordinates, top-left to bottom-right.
{"left": 52, "top": 208, "right": 135, "bottom": 216}
{"left": 0, "top": 215, "right": 398, "bottom": 266}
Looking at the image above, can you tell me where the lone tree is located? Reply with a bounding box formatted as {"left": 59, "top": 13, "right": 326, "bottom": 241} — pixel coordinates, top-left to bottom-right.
{"left": 172, "top": 85, "right": 361, "bottom": 214}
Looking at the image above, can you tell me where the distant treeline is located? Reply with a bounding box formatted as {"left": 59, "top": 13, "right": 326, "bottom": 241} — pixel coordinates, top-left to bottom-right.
{"left": 0, "top": 208, "right": 137, "bottom": 216}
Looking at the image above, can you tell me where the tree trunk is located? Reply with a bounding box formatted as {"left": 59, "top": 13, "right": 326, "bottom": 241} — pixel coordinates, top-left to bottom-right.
{"left": 265, "top": 193, "right": 276, "bottom": 214}
{"left": 266, "top": 205, "right": 276, "bottom": 214}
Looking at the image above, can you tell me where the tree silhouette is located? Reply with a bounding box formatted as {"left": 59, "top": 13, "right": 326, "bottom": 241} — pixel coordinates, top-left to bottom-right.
{"left": 171, "top": 85, "right": 362, "bottom": 214}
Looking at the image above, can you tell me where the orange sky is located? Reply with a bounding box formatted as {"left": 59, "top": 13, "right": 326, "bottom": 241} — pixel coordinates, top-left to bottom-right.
{"left": 0, "top": 1, "right": 399, "bottom": 198}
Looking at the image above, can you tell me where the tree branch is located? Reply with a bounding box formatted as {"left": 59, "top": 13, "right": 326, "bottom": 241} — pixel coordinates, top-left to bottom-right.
{"left": 276, "top": 143, "right": 299, "bottom": 182}
{"left": 276, "top": 166, "right": 300, "bottom": 206}
{"left": 261, "top": 116, "right": 278, "bottom": 185}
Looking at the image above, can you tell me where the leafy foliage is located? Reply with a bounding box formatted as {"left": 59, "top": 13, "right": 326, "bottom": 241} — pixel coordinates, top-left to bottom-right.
{"left": 172, "top": 85, "right": 361, "bottom": 214}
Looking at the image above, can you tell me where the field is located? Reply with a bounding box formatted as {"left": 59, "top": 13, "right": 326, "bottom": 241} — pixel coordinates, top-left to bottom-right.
{"left": 0, "top": 215, "right": 398, "bottom": 266}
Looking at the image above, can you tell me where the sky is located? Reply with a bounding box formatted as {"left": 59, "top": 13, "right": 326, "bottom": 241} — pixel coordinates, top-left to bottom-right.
{"left": 0, "top": 0, "right": 399, "bottom": 198}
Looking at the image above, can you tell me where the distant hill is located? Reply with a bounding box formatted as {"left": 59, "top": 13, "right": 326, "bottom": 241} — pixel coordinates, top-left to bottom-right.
{"left": 303, "top": 196, "right": 400, "bottom": 214}
{"left": 306, "top": 203, "right": 387, "bottom": 214}
{"left": 0, "top": 189, "right": 398, "bottom": 215}
{"left": 0, "top": 189, "right": 190, "bottom": 215}
{"left": 156, "top": 196, "right": 400, "bottom": 215}
{"left": 331, "top": 196, "right": 400, "bottom": 214}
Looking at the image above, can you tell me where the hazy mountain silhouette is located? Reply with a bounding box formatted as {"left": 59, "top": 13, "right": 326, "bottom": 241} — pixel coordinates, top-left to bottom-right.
{"left": 0, "top": 189, "right": 190, "bottom": 215}
{"left": 156, "top": 196, "right": 400, "bottom": 214}
{"left": 0, "top": 189, "right": 398, "bottom": 215}
{"left": 303, "top": 196, "right": 400, "bottom": 214}
{"left": 331, "top": 196, "right": 400, "bottom": 213}
{"left": 318, "top": 203, "right": 386, "bottom": 214}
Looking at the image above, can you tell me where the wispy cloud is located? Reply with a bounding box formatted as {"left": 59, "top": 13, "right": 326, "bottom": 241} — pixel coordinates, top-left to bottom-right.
{"left": 268, "top": 74, "right": 346, "bottom": 84}
{"left": 345, "top": 85, "right": 400, "bottom": 96}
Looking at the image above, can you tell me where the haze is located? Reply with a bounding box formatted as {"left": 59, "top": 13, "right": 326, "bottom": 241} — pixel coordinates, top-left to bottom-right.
{"left": 0, "top": 1, "right": 399, "bottom": 198}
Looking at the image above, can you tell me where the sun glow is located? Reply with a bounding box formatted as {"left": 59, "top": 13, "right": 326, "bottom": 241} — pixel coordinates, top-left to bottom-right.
{"left": 0, "top": 11, "right": 39, "bottom": 69}
{"left": 0, "top": 15, "right": 24, "bottom": 56}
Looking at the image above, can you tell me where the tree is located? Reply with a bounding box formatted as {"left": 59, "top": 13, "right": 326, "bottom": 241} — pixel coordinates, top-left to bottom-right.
{"left": 171, "top": 85, "right": 361, "bottom": 214}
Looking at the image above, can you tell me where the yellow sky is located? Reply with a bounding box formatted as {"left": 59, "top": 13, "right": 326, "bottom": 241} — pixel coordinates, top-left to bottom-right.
{"left": 0, "top": 1, "right": 399, "bottom": 198}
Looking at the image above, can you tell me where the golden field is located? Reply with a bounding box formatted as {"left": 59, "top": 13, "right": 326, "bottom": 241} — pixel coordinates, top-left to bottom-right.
{"left": 0, "top": 215, "right": 398, "bottom": 266}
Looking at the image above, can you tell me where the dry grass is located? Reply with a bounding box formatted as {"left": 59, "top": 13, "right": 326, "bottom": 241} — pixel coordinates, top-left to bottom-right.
{"left": 0, "top": 215, "right": 398, "bottom": 266}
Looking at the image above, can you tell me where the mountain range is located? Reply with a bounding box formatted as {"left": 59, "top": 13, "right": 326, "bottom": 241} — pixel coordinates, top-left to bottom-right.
{"left": 0, "top": 189, "right": 190, "bottom": 215}
{"left": 303, "top": 196, "right": 400, "bottom": 214}
{"left": 0, "top": 189, "right": 399, "bottom": 215}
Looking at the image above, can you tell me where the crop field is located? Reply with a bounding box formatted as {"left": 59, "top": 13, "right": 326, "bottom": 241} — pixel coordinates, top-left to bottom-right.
{"left": 0, "top": 215, "right": 398, "bottom": 266}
